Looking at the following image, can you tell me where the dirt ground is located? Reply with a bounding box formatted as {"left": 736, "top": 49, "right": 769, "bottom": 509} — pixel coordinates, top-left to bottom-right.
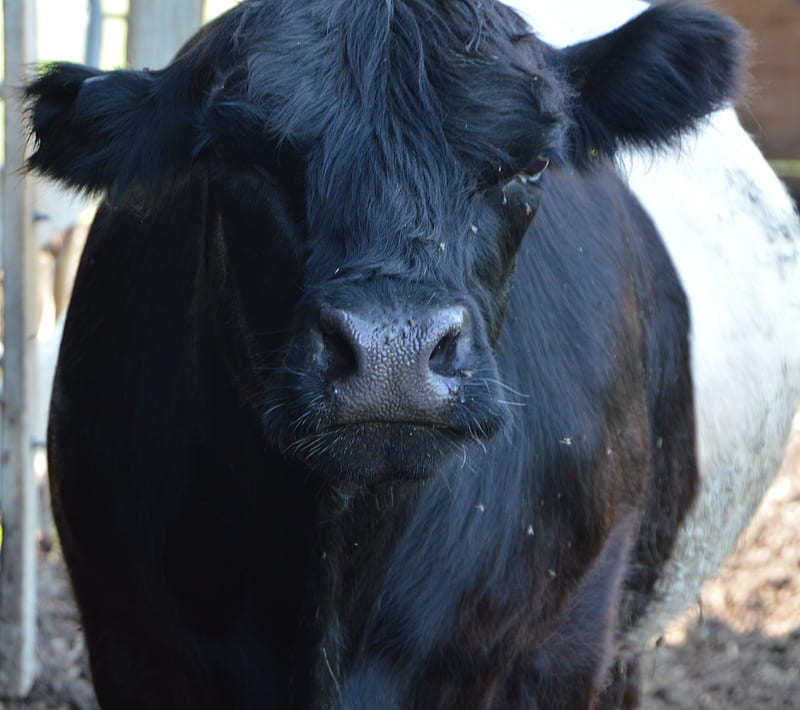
{"left": 640, "top": 421, "right": 800, "bottom": 710}
{"left": 2, "top": 425, "right": 799, "bottom": 710}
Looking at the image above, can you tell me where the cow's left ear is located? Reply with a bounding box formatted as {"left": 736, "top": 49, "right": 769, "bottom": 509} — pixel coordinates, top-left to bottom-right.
{"left": 559, "top": 3, "right": 746, "bottom": 165}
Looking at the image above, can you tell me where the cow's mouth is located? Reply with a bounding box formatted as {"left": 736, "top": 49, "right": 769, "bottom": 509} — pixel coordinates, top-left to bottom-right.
{"left": 281, "top": 421, "right": 471, "bottom": 480}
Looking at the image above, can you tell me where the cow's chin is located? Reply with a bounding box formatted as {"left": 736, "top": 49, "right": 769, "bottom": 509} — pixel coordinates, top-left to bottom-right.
{"left": 283, "top": 423, "right": 466, "bottom": 481}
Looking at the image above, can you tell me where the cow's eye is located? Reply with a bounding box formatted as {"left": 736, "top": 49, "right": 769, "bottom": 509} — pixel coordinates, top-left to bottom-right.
{"left": 519, "top": 157, "right": 550, "bottom": 184}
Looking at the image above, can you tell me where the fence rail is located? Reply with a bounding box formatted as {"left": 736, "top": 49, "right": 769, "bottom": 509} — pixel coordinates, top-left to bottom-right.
{"left": 770, "top": 160, "right": 800, "bottom": 179}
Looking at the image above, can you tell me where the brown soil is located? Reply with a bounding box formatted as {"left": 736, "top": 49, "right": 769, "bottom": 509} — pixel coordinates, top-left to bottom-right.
{"left": 2, "top": 426, "right": 798, "bottom": 710}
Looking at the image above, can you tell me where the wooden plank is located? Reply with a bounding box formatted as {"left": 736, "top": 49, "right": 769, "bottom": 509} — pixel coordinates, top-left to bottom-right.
{"left": 0, "top": 0, "right": 39, "bottom": 698}
{"left": 721, "top": 0, "right": 800, "bottom": 26}
{"left": 717, "top": 0, "right": 800, "bottom": 158}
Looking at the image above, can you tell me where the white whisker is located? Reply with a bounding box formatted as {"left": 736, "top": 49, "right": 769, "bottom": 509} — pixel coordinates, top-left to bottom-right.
{"left": 496, "top": 399, "right": 527, "bottom": 408}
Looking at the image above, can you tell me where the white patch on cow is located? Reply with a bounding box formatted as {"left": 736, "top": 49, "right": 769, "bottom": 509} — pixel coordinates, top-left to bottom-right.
{"left": 505, "top": 0, "right": 800, "bottom": 650}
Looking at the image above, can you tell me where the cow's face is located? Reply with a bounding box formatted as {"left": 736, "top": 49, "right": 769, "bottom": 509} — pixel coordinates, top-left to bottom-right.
{"left": 25, "top": 0, "right": 743, "bottom": 480}
{"left": 193, "top": 2, "right": 572, "bottom": 479}
{"left": 210, "top": 152, "right": 549, "bottom": 479}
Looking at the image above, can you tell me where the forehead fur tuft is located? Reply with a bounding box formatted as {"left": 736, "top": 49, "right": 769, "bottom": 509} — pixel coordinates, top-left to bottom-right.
{"left": 205, "top": 0, "right": 567, "bottom": 244}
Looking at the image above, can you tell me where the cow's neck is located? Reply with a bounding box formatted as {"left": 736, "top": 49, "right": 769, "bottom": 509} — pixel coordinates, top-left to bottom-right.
{"left": 296, "top": 459, "right": 542, "bottom": 709}
{"left": 297, "top": 479, "right": 422, "bottom": 708}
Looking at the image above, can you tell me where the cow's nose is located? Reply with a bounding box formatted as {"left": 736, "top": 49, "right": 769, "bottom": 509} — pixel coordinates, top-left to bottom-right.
{"left": 317, "top": 305, "right": 471, "bottom": 425}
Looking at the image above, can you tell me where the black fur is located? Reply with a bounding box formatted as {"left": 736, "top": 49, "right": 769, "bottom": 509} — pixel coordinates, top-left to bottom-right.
{"left": 28, "top": 1, "right": 741, "bottom": 708}
{"left": 561, "top": 2, "right": 746, "bottom": 164}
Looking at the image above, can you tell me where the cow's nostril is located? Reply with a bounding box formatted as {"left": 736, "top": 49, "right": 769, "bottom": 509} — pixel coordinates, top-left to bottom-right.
{"left": 319, "top": 308, "right": 358, "bottom": 380}
{"left": 429, "top": 330, "right": 460, "bottom": 377}
{"left": 323, "top": 330, "right": 357, "bottom": 380}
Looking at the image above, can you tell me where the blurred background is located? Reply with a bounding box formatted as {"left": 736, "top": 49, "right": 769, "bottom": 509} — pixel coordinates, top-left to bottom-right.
{"left": 0, "top": 1, "right": 798, "bottom": 708}
{"left": 722, "top": 0, "right": 800, "bottom": 204}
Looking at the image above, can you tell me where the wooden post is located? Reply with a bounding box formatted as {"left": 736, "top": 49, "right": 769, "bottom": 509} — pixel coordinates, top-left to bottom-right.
{"left": 127, "top": 0, "right": 204, "bottom": 69}
{"left": 0, "top": 0, "right": 39, "bottom": 698}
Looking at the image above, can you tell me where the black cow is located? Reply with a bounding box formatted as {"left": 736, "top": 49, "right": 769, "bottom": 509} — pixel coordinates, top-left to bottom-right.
{"left": 26, "top": 1, "right": 744, "bottom": 708}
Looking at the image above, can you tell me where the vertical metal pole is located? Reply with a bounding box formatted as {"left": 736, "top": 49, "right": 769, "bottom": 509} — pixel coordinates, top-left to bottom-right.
{"left": 0, "top": 0, "right": 39, "bottom": 697}
{"left": 85, "top": 0, "right": 104, "bottom": 67}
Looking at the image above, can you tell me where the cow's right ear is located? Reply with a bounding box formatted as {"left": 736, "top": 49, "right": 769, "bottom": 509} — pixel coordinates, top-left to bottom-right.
{"left": 26, "top": 61, "right": 199, "bottom": 196}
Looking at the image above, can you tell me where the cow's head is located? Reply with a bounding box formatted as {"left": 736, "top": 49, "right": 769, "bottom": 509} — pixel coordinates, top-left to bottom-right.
{"left": 26, "top": 0, "right": 742, "bottom": 480}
